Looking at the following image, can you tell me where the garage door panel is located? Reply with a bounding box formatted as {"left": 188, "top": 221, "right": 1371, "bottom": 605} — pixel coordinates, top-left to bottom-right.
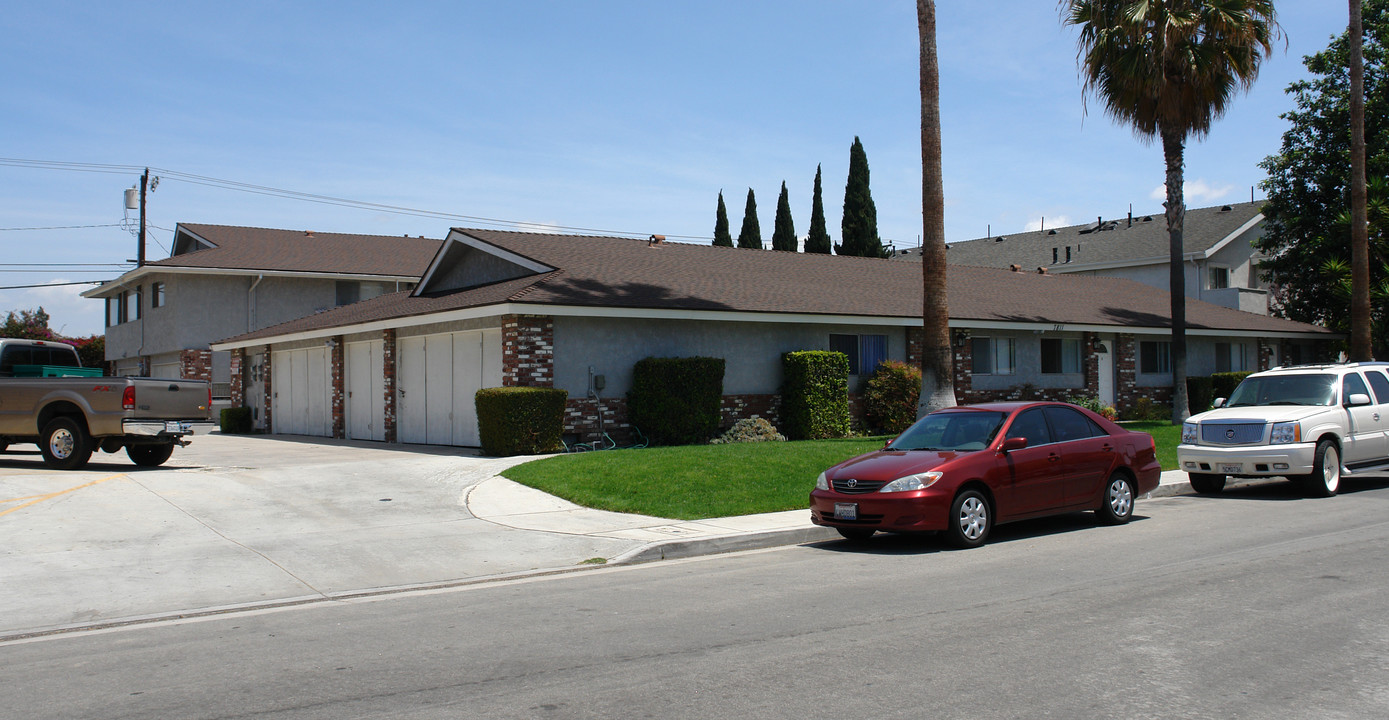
{"left": 347, "top": 341, "right": 384, "bottom": 441}
{"left": 425, "top": 334, "right": 454, "bottom": 445}
{"left": 398, "top": 336, "right": 428, "bottom": 444}
{"left": 453, "top": 332, "right": 483, "bottom": 446}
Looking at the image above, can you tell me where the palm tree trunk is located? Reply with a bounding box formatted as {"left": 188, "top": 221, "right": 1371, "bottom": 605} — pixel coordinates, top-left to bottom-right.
{"left": 1162, "top": 127, "right": 1190, "bottom": 422}
{"left": 1350, "top": 0, "right": 1372, "bottom": 361}
{"left": 917, "top": 0, "right": 956, "bottom": 416}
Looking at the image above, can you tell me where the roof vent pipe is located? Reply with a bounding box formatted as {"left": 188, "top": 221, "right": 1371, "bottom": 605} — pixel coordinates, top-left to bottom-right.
{"left": 647, "top": 234, "right": 665, "bottom": 247}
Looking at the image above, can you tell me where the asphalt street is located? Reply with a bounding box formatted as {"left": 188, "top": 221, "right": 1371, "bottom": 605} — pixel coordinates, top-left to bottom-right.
{"left": 5, "top": 476, "right": 1389, "bottom": 719}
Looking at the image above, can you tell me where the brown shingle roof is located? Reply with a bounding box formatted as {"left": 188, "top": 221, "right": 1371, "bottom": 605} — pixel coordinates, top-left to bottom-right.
{"left": 215, "top": 228, "right": 1331, "bottom": 345}
{"left": 159, "top": 223, "right": 443, "bottom": 277}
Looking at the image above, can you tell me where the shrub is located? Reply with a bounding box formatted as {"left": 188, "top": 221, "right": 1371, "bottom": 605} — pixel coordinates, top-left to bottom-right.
{"left": 1186, "top": 375, "right": 1214, "bottom": 413}
{"left": 626, "top": 357, "right": 725, "bottom": 445}
{"left": 1066, "top": 394, "right": 1117, "bottom": 420}
{"left": 781, "top": 351, "right": 850, "bottom": 440}
{"left": 475, "top": 387, "right": 568, "bottom": 456}
{"left": 220, "top": 407, "right": 253, "bottom": 434}
{"left": 863, "top": 360, "right": 921, "bottom": 434}
{"left": 1211, "top": 371, "right": 1253, "bottom": 403}
{"left": 711, "top": 416, "right": 786, "bottom": 444}
{"left": 1120, "top": 396, "right": 1172, "bottom": 422}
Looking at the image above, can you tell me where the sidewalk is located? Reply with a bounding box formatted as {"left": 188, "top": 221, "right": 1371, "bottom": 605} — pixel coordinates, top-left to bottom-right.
{"left": 465, "top": 468, "right": 1198, "bottom": 564}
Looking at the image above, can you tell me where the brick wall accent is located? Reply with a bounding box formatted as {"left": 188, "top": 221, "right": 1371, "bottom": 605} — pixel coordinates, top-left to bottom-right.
{"left": 905, "top": 326, "right": 925, "bottom": 366}
{"left": 502, "top": 314, "right": 555, "bottom": 387}
{"left": 1082, "top": 332, "right": 1100, "bottom": 397}
{"left": 262, "top": 344, "right": 274, "bottom": 433}
{"left": 1258, "top": 340, "right": 1273, "bottom": 371}
{"left": 1114, "top": 334, "right": 1137, "bottom": 415}
{"left": 330, "top": 336, "right": 345, "bottom": 439}
{"left": 383, "top": 329, "right": 397, "bottom": 443}
{"left": 722, "top": 394, "right": 782, "bottom": 428}
{"left": 179, "top": 349, "right": 212, "bottom": 381}
{"left": 564, "top": 397, "right": 632, "bottom": 445}
{"left": 230, "top": 348, "right": 244, "bottom": 406}
{"left": 952, "top": 329, "right": 973, "bottom": 398}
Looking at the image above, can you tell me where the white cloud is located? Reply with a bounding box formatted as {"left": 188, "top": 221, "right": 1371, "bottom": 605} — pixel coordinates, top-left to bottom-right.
{"left": 1025, "top": 215, "right": 1070, "bottom": 232}
{"left": 1149, "top": 179, "right": 1235, "bottom": 204}
{"left": 0, "top": 281, "right": 105, "bottom": 338}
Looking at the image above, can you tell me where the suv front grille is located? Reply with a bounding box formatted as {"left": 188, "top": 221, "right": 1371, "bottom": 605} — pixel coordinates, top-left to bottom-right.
{"left": 1201, "top": 422, "right": 1266, "bottom": 445}
{"left": 831, "top": 478, "right": 887, "bottom": 494}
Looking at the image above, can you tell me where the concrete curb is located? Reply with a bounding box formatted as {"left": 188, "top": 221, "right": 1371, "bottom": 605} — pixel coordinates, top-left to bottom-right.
{"left": 612, "top": 526, "right": 842, "bottom": 564}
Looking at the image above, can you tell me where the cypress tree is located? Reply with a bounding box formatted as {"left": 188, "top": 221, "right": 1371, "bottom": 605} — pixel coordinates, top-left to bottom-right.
{"left": 713, "top": 191, "right": 734, "bottom": 247}
{"left": 737, "top": 188, "right": 762, "bottom": 249}
{"left": 771, "top": 181, "right": 797, "bottom": 251}
{"left": 838, "top": 136, "right": 887, "bottom": 257}
{"left": 805, "top": 164, "right": 832, "bottom": 254}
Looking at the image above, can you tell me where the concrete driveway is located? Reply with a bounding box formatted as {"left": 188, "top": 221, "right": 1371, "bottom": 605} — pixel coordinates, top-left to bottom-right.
{"left": 0, "top": 433, "right": 636, "bottom": 638}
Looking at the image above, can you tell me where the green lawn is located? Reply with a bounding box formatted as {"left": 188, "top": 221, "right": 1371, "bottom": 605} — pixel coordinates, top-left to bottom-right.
{"left": 502, "top": 436, "right": 887, "bottom": 520}
{"left": 502, "top": 423, "right": 1182, "bottom": 520}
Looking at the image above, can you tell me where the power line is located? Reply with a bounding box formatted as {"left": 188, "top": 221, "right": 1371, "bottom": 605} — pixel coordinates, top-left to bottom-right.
{"left": 0, "top": 280, "right": 104, "bottom": 290}
{"left": 0, "top": 223, "right": 122, "bottom": 231}
{"left": 0, "top": 157, "right": 715, "bottom": 241}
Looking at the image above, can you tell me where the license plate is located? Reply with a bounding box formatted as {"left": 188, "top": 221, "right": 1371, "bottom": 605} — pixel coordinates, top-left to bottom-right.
{"left": 834, "top": 503, "right": 858, "bottom": 521}
{"left": 165, "top": 421, "right": 186, "bottom": 433}
{"left": 1220, "top": 464, "right": 1242, "bottom": 474}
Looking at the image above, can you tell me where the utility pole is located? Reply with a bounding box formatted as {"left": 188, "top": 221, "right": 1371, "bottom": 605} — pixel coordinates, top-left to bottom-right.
{"left": 138, "top": 168, "right": 149, "bottom": 268}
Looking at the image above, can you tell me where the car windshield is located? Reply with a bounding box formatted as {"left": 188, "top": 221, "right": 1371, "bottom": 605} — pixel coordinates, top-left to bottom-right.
{"left": 890, "top": 411, "right": 1006, "bottom": 452}
{"left": 1225, "top": 374, "right": 1337, "bottom": 407}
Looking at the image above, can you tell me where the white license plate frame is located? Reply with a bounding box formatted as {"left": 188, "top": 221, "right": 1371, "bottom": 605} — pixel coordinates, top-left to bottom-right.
{"left": 834, "top": 503, "right": 858, "bottom": 521}
{"left": 1220, "top": 463, "right": 1242, "bottom": 474}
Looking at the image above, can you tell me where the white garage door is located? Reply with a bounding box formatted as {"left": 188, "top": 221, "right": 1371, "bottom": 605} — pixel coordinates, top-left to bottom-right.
{"left": 396, "top": 329, "right": 502, "bottom": 446}
{"left": 150, "top": 360, "right": 180, "bottom": 379}
{"left": 271, "top": 347, "right": 331, "bottom": 437}
{"left": 346, "top": 340, "right": 386, "bottom": 441}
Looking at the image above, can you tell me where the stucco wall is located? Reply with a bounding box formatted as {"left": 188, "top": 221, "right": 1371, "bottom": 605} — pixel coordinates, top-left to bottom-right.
{"left": 551, "top": 316, "right": 908, "bottom": 398}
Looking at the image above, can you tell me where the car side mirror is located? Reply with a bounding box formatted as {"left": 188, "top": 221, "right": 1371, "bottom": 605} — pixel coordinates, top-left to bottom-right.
{"left": 1000, "top": 436, "right": 1027, "bottom": 452}
{"left": 1347, "top": 393, "right": 1373, "bottom": 407}
{"left": 1213, "top": 397, "right": 1226, "bottom": 409}
{"left": 883, "top": 439, "right": 893, "bottom": 449}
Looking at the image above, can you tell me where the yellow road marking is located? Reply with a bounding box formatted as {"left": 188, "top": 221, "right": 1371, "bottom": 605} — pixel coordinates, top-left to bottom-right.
{"left": 0, "top": 474, "right": 128, "bottom": 519}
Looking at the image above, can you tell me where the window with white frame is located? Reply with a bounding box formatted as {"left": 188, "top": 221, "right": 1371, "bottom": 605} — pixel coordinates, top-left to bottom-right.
{"left": 1215, "top": 342, "right": 1249, "bottom": 373}
{"left": 1140, "top": 340, "right": 1172, "bottom": 374}
{"left": 151, "top": 281, "right": 165, "bottom": 308}
{"left": 971, "top": 336, "right": 1016, "bottom": 375}
{"left": 123, "top": 288, "right": 141, "bottom": 323}
{"left": 1040, "top": 337, "right": 1082, "bottom": 374}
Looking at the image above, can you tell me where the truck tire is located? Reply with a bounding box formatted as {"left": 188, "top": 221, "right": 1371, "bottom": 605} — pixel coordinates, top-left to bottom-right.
{"left": 1188, "top": 473, "right": 1226, "bottom": 495}
{"left": 127, "top": 442, "right": 175, "bottom": 467}
{"left": 1300, "top": 440, "right": 1341, "bottom": 498}
{"left": 40, "top": 417, "right": 93, "bottom": 470}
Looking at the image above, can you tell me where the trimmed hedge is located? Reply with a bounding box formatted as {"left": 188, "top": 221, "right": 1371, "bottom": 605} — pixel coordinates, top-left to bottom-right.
{"left": 220, "top": 407, "right": 253, "bottom": 434}
{"left": 863, "top": 360, "right": 921, "bottom": 435}
{"left": 1212, "top": 371, "right": 1254, "bottom": 403}
{"left": 475, "top": 387, "right": 568, "bottom": 456}
{"left": 1186, "top": 375, "right": 1214, "bottom": 413}
{"left": 781, "top": 351, "right": 850, "bottom": 440}
{"left": 626, "top": 357, "right": 725, "bottom": 445}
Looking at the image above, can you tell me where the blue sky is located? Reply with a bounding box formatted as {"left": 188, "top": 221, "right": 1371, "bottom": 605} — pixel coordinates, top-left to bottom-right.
{"left": 0, "top": 1, "right": 1348, "bottom": 337}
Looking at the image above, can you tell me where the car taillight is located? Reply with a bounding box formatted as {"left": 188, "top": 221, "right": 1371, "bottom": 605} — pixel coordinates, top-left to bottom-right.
{"left": 123, "top": 386, "right": 136, "bottom": 410}
{"left": 208, "top": 386, "right": 212, "bottom": 409}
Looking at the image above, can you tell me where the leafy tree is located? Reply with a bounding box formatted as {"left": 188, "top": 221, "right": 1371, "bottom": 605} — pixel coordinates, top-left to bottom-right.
{"left": 917, "top": 0, "right": 957, "bottom": 415}
{"left": 737, "top": 188, "right": 763, "bottom": 249}
{"left": 1064, "top": 0, "right": 1278, "bottom": 423}
{"left": 713, "top": 190, "right": 734, "bottom": 247}
{"left": 837, "top": 137, "right": 887, "bottom": 257}
{"left": 1350, "top": 0, "right": 1372, "bottom": 360}
{"left": 1257, "top": 0, "right": 1389, "bottom": 347}
{"left": 2, "top": 307, "right": 56, "bottom": 340}
{"left": 771, "top": 181, "right": 797, "bottom": 251}
{"left": 805, "top": 164, "right": 832, "bottom": 254}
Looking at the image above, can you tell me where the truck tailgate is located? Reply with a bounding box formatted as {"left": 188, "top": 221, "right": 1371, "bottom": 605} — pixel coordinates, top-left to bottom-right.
{"left": 129, "top": 379, "right": 211, "bottom": 420}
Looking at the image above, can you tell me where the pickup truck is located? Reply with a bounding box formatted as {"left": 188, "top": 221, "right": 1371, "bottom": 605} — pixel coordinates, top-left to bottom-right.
{"left": 0, "top": 338, "right": 216, "bottom": 470}
{"left": 1177, "top": 363, "right": 1389, "bottom": 497}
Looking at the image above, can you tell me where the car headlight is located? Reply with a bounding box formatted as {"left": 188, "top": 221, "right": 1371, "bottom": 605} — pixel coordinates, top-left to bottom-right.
{"left": 1181, "top": 422, "right": 1198, "bottom": 444}
{"left": 879, "top": 471, "right": 943, "bottom": 493}
{"left": 1270, "top": 422, "right": 1300, "bottom": 444}
{"left": 815, "top": 472, "right": 829, "bottom": 491}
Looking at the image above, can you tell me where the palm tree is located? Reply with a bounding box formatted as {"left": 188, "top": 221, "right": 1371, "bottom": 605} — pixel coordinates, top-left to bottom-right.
{"left": 1350, "top": 0, "right": 1372, "bottom": 361}
{"left": 917, "top": 0, "right": 956, "bottom": 416}
{"left": 1063, "top": 0, "right": 1278, "bottom": 423}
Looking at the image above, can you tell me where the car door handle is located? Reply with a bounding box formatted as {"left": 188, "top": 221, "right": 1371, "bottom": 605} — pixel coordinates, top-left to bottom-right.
{"left": 1048, "top": 453, "right": 1060, "bottom": 462}
{"left": 1101, "top": 443, "right": 1113, "bottom": 452}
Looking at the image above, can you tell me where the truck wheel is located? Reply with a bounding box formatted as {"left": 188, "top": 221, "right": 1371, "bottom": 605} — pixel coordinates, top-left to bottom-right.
{"left": 1300, "top": 440, "right": 1340, "bottom": 498}
{"left": 1188, "top": 473, "right": 1226, "bottom": 495}
{"left": 127, "top": 443, "right": 175, "bottom": 467}
{"left": 40, "top": 417, "right": 92, "bottom": 470}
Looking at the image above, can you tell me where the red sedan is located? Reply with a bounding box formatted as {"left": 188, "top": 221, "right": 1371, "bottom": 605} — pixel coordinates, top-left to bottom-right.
{"left": 810, "top": 402, "right": 1161, "bottom": 548}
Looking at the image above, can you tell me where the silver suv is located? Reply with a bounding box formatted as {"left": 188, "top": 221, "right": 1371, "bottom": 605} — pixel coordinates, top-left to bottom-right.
{"left": 1178, "top": 363, "right": 1389, "bottom": 497}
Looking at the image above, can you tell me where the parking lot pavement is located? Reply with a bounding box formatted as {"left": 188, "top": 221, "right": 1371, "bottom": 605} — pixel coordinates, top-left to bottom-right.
{"left": 0, "top": 433, "right": 637, "bottom": 638}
